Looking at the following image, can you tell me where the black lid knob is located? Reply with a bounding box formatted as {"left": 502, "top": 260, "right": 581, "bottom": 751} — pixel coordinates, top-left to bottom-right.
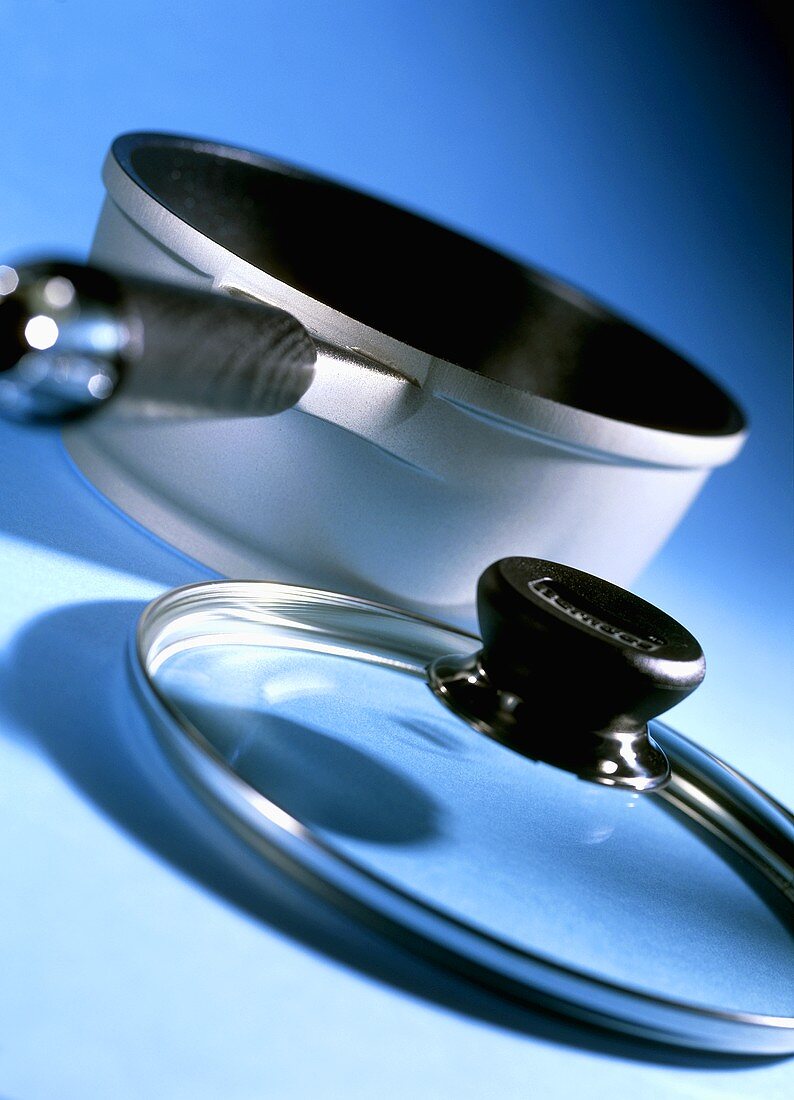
{"left": 429, "top": 558, "right": 706, "bottom": 790}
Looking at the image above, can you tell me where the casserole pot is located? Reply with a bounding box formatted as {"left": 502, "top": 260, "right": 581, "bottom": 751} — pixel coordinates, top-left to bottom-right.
{"left": 64, "top": 132, "right": 746, "bottom": 623}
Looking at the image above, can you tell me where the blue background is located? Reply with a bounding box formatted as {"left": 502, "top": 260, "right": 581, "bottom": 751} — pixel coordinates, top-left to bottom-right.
{"left": 1, "top": 2, "right": 791, "bottom": 1097}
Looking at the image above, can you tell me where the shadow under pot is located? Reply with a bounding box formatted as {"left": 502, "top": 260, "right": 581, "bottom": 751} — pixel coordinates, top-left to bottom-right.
{"left": 64, "top": 131, "right": 746, "bottom": 624}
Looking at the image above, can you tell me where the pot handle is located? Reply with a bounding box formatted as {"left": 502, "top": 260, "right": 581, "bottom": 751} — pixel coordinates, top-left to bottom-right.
{"left": 0, "top": 259, "right": 316, "bottom": 422}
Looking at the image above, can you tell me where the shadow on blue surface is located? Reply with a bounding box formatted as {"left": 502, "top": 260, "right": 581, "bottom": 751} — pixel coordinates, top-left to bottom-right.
{"left": 161, "top": 702, "right": 442, "bottom": 845}
{"left": 0, "top": 595, "right": 788, "bottom": 1071}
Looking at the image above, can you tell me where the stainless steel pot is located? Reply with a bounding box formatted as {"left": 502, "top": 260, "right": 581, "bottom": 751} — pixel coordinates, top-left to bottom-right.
{"left": 64, "top": 132, "right": 746, "bottom": 624}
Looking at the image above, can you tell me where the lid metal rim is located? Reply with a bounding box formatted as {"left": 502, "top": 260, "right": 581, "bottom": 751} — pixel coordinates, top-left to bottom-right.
{"left": 132, "top": 579, "right": 794, "bottom": 1055}
{"left": 100, "top": 131, "right": 747, "bottom": 470}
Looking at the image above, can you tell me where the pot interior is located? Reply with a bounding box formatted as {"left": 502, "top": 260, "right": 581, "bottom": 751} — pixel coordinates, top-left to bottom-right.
{"left": 119, "top": 134, "right": 744, "bottom": 437}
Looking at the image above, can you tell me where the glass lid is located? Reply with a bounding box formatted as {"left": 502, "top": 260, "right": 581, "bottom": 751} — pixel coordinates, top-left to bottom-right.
{"left": 132, "top": 559, "right": 794, "bottom": 1055}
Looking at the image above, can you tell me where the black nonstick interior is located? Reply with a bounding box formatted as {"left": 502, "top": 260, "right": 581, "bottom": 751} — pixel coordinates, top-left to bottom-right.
{"left": 115, "top": 132, "right": 744, "bottom": 437}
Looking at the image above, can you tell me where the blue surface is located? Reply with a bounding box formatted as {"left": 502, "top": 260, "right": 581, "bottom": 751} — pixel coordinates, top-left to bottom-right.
{"left": 1, "top": 2, "right": 791, "bottom": 1096}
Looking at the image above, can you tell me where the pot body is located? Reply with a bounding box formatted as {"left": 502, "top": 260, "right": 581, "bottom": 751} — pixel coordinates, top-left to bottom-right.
{"left": 64, "top": 134, "right": 745, "bottom": 625}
